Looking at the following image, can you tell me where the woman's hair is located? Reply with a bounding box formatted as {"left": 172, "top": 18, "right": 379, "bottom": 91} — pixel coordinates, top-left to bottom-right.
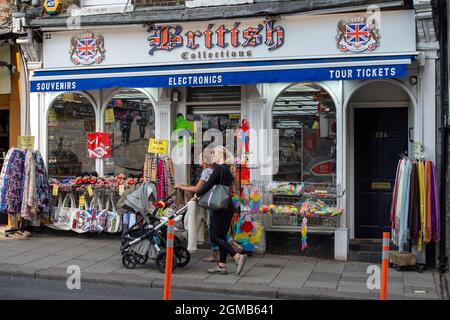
{"left": 213, "top": 145, "right": 236, "bottom": 178}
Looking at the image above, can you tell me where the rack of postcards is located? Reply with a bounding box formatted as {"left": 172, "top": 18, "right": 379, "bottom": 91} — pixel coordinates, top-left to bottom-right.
{"left": 261, "top": 182, "right": 343, "bottom": 233}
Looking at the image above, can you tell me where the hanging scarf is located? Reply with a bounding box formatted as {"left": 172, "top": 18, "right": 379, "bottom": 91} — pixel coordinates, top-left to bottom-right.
{"left": 417, "top": 161, "right": 425, "bottom": 251}
{"left": 393, "top": 159, "right": 405, "bottom": 244}
{"left": 398, "top": 159, "right": 412, "bottom": 251}
{"left": 431, "top": 161, "right": 440, "bottom": 242}
{"left": 21, "top": 151, "right": 37, "bottom": 221}
{"left": 34, "top": 151, "right": 51, "bottom": 216}
{"left": 424, "top": 161, "right": 433, "bottom": 243}
{"left": 408, "top": 161, "right": 420, "bottom": 246}
{"left": 390, "top": 160, "right": 402, "bottom": 230}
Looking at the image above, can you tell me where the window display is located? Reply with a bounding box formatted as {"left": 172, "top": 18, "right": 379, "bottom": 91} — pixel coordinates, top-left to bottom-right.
{"left": 273, "top": 83, "right": 336, "bottom": 184}
{"left": 269, "top": 84, "right": 339, "bottom": 231}
{"left": 104, "top": 89, "right": 155, "bottom": 177}
{"left": 47, "top": 93, "right": 96, "bottom": 177}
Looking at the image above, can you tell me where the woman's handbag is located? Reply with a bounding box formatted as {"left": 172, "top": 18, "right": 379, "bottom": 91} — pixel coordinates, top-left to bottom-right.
{"left": 103, "top": 193, "right": 122, "bottom": 233}
{"left": 198, "top": 167, "right": 230, "bottom": 211}
{"left": 47, "top": 193, "right": 77, "bottom": 231}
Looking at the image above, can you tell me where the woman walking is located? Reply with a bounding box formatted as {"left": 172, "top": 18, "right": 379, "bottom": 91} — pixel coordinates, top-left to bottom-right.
{"left": 195, "top": 146, "right": 246, "bottom": 275}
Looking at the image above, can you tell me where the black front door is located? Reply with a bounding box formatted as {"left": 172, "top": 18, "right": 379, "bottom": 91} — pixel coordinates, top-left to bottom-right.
{"left": 354, "top": 108, "right": 408, "bottom": 239}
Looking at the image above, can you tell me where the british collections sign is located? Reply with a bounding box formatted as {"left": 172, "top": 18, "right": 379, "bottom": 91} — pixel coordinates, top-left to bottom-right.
{"left": 147, "top": 19, "right": 285, "bottom": 61}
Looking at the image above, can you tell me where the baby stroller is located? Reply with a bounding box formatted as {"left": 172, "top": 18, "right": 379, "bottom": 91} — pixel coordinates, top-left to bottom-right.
{"left": 119, "top": 182, "right": 190, "bottom": 273}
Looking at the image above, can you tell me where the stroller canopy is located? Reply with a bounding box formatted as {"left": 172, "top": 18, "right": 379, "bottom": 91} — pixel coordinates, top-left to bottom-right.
{"left": 122, "top": 181, "right": 157, "bottom": 214}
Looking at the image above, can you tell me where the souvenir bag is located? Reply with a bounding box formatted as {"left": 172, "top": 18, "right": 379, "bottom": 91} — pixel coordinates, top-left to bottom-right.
{"left": 85, "top": 195, "right": 107, "bottom": 233}
{"left": 70, "top": 197, "right": 91, "bottom": 234}
{"left": 198, "top": 167, "right": 230, "bottom": 211}
{"left": 47, "top": 193, "right": 77, "bottom": 231}
{"left": 103, "top": 193, "right": 121, "bottom": 233}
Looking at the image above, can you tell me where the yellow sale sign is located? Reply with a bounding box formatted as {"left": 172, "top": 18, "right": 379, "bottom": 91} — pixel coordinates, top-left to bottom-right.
{"left": 148, "top": 138, "right": 169, "bottom": 155}
{"left": 18, "top": 136, "right": 35, "bottom": 150}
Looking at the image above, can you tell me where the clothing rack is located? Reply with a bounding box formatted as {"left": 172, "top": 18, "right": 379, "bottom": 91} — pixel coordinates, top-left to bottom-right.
{"left": 391, "top": 155, "right": 440, "bottom": 269}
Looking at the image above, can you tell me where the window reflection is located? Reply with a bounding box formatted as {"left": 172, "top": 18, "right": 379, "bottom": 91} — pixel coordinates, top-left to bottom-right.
{"left": 104, "top": 89, "right": 155, "bottom": 177}
{"left": 47, "top": 93, "right": 96, "bottom": 177}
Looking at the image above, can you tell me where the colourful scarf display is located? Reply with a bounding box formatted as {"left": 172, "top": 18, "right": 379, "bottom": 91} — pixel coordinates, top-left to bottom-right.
{"left": 391, "top": 158, "right": 440, "bottom": 252}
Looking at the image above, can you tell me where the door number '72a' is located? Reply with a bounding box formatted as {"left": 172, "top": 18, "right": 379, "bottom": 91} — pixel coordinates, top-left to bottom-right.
{"left": 375, "top": 132, "right": 388, "bottom": 138}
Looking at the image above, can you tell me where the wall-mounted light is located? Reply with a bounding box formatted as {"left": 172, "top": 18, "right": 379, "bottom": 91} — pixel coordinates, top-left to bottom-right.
{"left": 409, "top": 76, "right": 418, "bottom": 86}
{"left": 171, "top": 90, "right": 180, "bottom": 102}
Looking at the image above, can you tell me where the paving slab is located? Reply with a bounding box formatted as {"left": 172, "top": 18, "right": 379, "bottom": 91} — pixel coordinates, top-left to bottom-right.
{"left": 303, "top": 281, "right": 338, "bottom": 290}
{"left": 314, "top": 261, "right": 346, "bottom": 274}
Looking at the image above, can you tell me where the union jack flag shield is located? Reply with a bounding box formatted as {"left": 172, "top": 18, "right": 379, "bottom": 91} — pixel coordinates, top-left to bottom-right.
{"left": 337, "top": 17, "right": 380, "bottom": 53}
{"left": 70, "top": 32, "right": 105, "bottom": 65}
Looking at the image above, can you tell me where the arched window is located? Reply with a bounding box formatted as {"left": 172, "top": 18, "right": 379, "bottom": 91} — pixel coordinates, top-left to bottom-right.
{"left": 273, "top": 83, "right": 336, "bottom": 184}
{"left": 104, "top": 89, "right": 155, "bottom": 177}
{"left": 47, "top": 92, "right": 96, "bottom": 177}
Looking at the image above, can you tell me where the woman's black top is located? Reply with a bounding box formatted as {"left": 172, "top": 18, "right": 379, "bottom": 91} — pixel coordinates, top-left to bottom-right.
{"left": 196, "top": 164, "right": 233, "bottom": 197}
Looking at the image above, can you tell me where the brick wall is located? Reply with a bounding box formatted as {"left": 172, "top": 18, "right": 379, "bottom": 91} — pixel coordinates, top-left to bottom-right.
{"left": 132, "top": 0, "right": 185, "bottom": 7}
{"left": 61, "top": 0, "right": 81, "bottom": 10}
{"left": 0, "top": 0, "right": 13, "bottom": 30}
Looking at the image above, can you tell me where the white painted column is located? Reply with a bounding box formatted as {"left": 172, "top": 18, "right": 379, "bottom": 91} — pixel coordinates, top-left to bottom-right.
{"left": 420, "top": 56, "right": 438, "bottom": 161}
{"left": 247, "top": 98, "right": 267, "bottom": 184}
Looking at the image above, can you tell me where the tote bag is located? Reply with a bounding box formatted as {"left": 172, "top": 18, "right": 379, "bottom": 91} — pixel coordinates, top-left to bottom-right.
{"left": 70, "top": 197, "right": 93, "bottom": 234}
{"left": 47, "top": 193, "right": 77, "bottom": 231}
{"left": 103, "top": 193, "right": 122, "bottom": 233}
{"left": 198, "top": 167, "right": 230, "bottom": 211}
{"left": 84, "top": 195, "right": 108, "bottom": 233}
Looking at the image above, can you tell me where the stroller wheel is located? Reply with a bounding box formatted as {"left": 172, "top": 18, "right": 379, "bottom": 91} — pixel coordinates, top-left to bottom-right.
{"left": 156, "top": 251, "right": 177, "bottom": 273}
{"left": 122, "top": 253, "right": 138, "bottom": 269}
{"left": 137, "top": 254, "right": 149, "bottom": 265}
{"left": 174, "top": 245, "right": 190, "bottom": 268}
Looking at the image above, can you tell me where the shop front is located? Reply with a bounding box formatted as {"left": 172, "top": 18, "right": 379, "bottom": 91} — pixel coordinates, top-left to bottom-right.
{"left": 24, "top": 9, "right": 436, "bottom": 261}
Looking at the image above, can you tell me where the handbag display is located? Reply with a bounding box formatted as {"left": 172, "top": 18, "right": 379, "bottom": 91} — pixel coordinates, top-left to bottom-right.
{"left": 198, "top": 167, "right": 230, "bottom": 211}
{"left": 47, "top": 193, "right": 77, "bottom": 231}
{"left": 103, "top": 193, "right": 122, "bottom": 233}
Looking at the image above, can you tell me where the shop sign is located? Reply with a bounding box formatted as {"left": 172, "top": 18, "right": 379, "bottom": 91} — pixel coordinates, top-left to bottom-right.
{"left": 18, "top": 136, "right": 35, "bottom": 150}
{"left": 44, "top": 0, "right": 62, "bottom": 15}
{"left": 337, "top": 16, "right": 379, "bottom": 53}
{"left": 310, "top": 160, "right": 335, "bottom": 176}
{"left": 147, "top": 19, "right": 285, "bottom": 60}
{"left": 70, "top": 32, "right": 105, "bottom": 65}
{"left": 43, "top": 11, "right": 415, "bottom": 69}
{"left": 148, "top": 138, "right": 169, "bottom": 155}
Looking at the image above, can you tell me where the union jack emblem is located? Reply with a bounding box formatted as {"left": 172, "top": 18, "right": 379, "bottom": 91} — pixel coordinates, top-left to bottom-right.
{"left": 70, "top": 32, "right": 105, "bottom": 65}
{"left": 337, "top": 17, "right": 379, "bottom": 53}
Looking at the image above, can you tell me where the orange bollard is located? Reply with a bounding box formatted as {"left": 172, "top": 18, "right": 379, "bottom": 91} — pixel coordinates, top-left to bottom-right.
{"left": 163, "top": 218, "right": 175, "bottom": 300}
{"left": 380, "top": 232, "right": 390, "bottom": 300}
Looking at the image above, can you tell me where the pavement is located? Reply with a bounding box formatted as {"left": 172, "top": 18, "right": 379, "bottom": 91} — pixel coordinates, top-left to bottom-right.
{"left": 0, "top": 232, "right": 444, "bottom": 300}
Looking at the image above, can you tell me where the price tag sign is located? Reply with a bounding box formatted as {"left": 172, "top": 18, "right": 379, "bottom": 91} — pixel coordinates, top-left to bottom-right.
{"left": 105, "top": 109, "right": 116, "bottom": 124}
{"left": 148, "top": 138, "right": 169, "bottom": 155}
{"left": 119, "top": 185, "right": 125, "bottom": 196}
{"left": 52, "top": 184, "right": 59, "bottom": 197}
{"left": 48, "top": 109, "right": 57, "bottom": 122}
{"left": 79, "top": 195, "right": 85, "bottom": 208}
{"left": 18, "top": 136, "right": 35, "bottom": 150}
{"left": 229, "top": 114, "right": 241, "bottom": 119}
{"left": 87, "top": 185, "right": 94, "bottom": 197}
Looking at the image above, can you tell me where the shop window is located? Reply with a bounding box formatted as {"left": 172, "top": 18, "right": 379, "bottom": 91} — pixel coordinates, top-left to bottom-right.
{"left": 104, "top": 89, "right": 155, "bottom": 177}
{"left": 273, "top": 84, "right": 337, "bottom": 184}
{"left": 47, "top": 93, "right": 96, "bottom": 177}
